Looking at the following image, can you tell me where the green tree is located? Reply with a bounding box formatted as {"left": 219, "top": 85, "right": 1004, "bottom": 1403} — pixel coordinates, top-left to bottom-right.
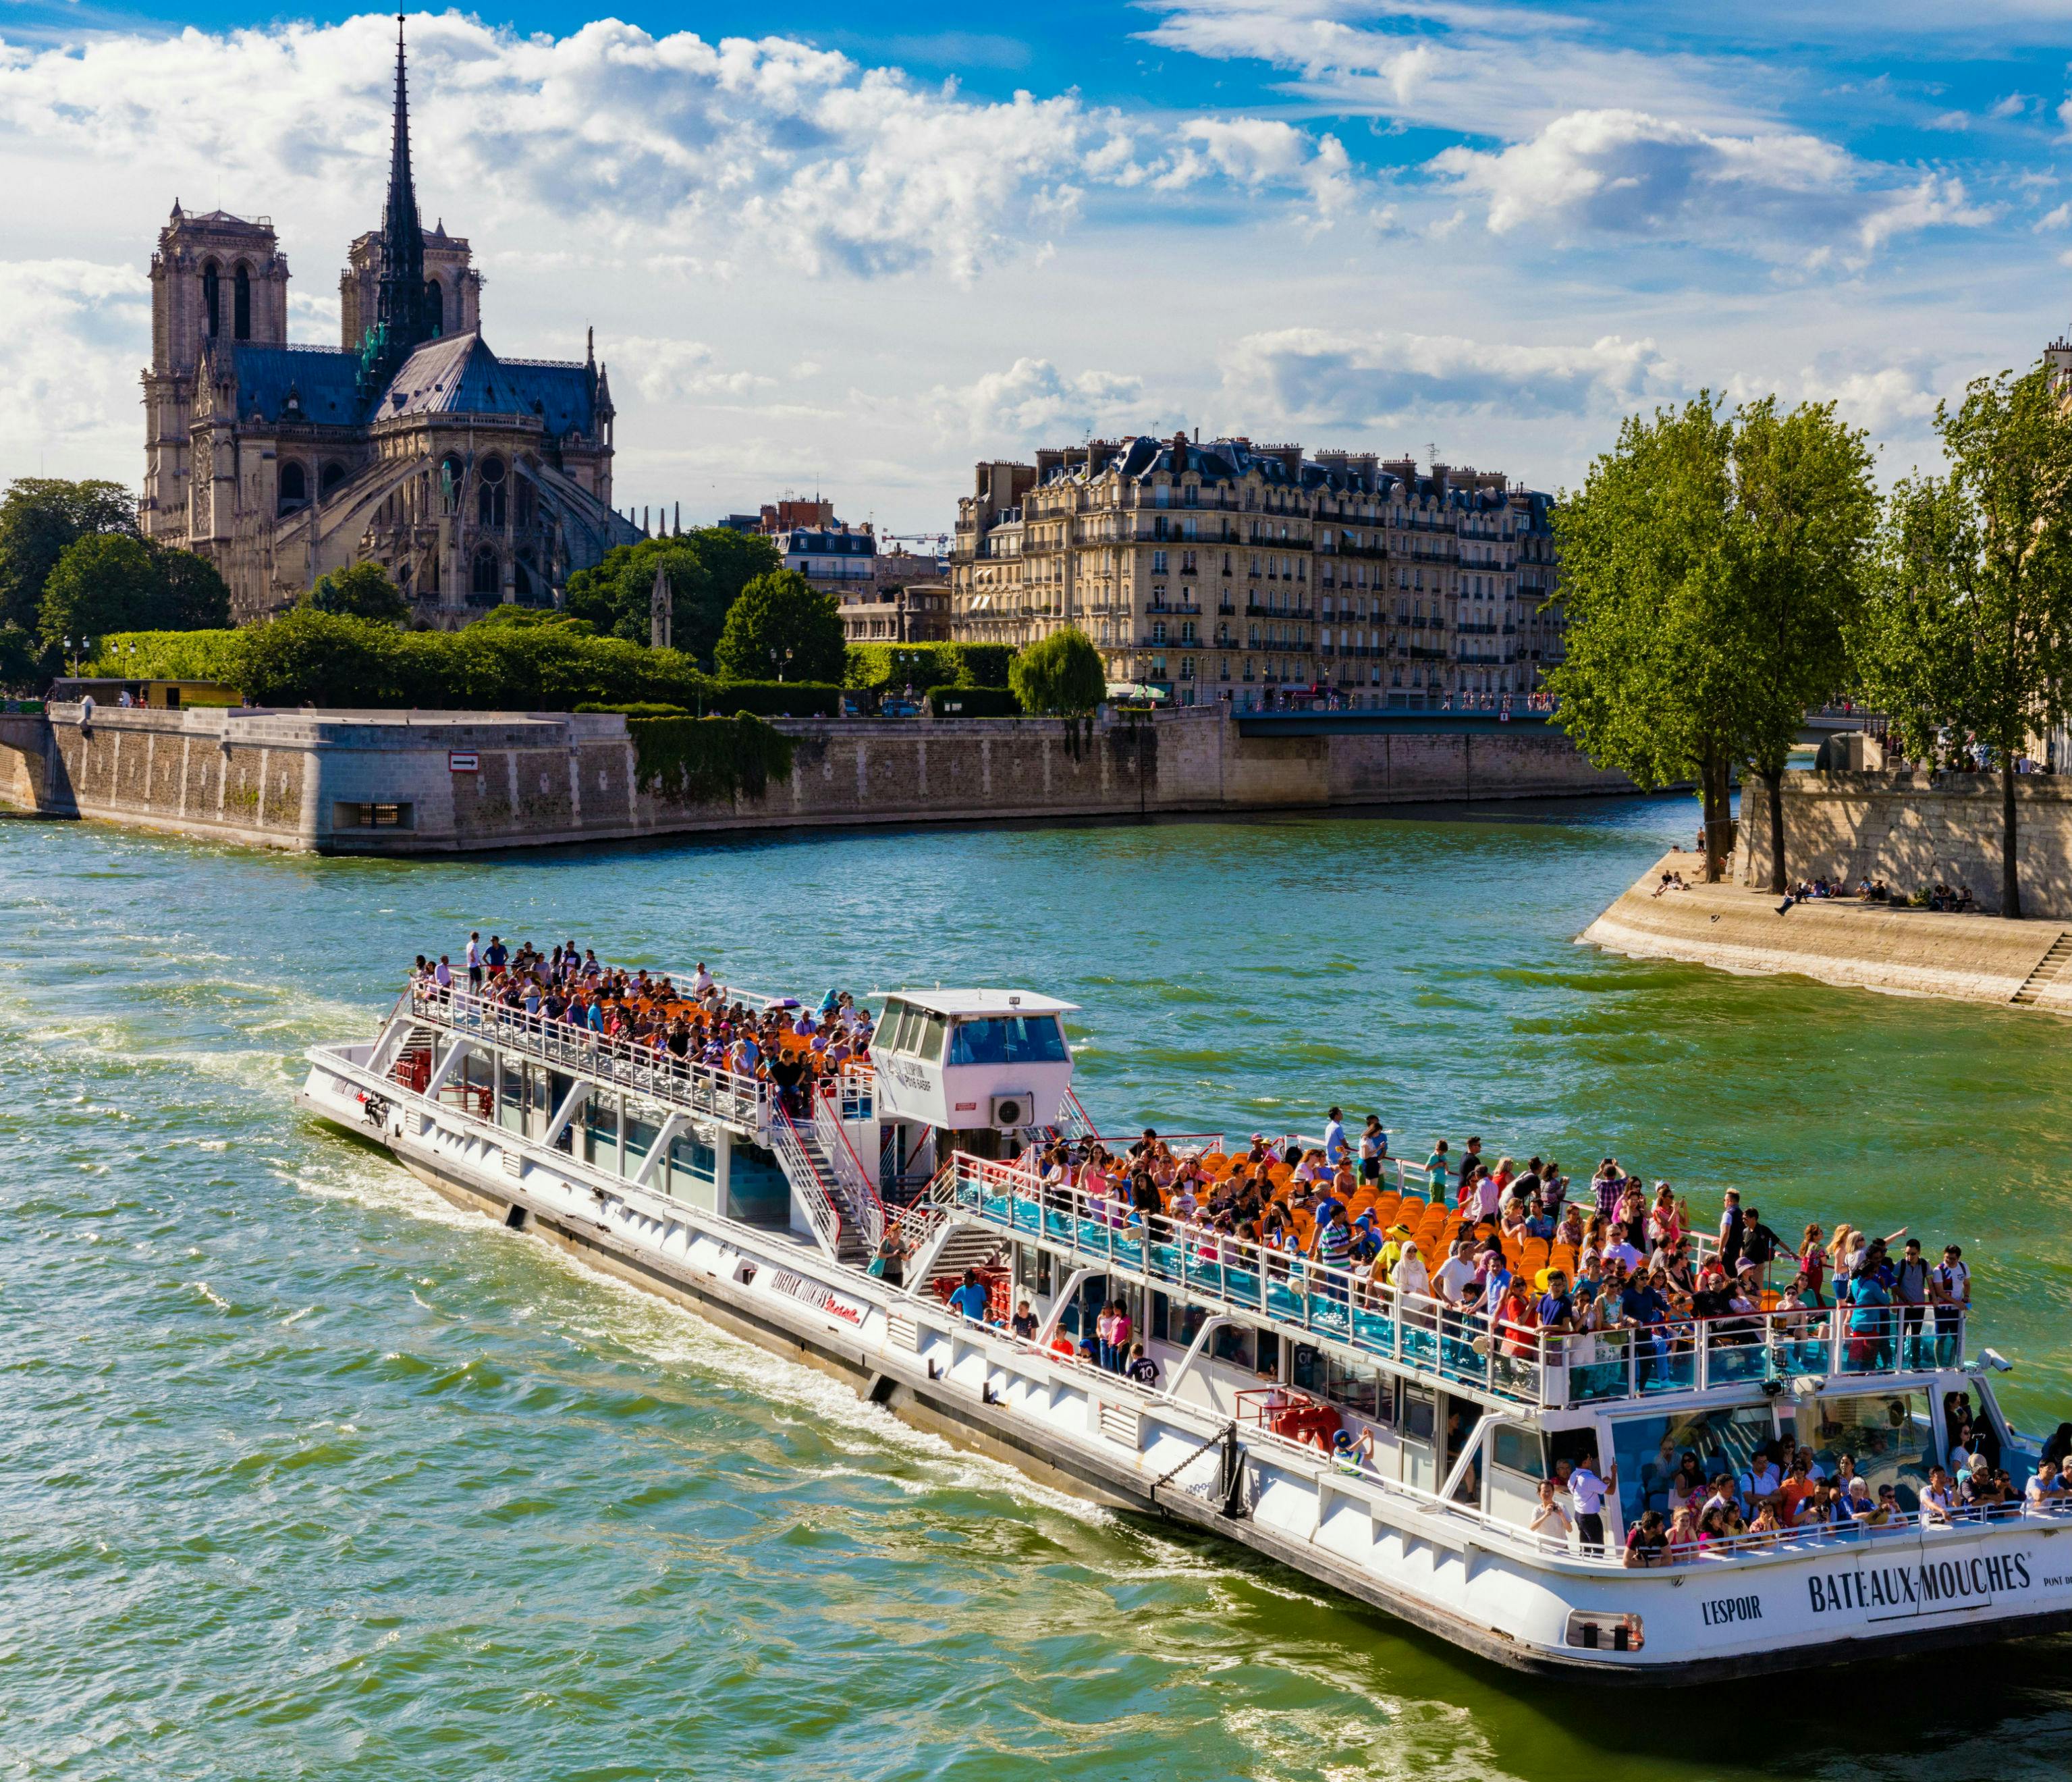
{"left": 156, "top": 547, "right": 231, "bottom": 630}
{"left": 1727, "top": 398, "right": 1878, "bottom": 893}
{"left": 564, "top": 529, "right": 780, "bottom": 664}
{"left": 1852, "top": 363, "right": 2072, "bottom": 918}
{"left": 1009, "top": 626, "right": 1106, "bottom": 716}
{"left": 0, "top": 622, "right": 37, "bottom": 688}
{"left": 713, "top": 569, "right": 846, "bottom": 683}
{"left": 308, "top": 560, "right": 410, "bottom": 625}
{"left": 39, "top": 533, "right": 165, "bottom": 651}
{"left": 1548, "top": 394, "right": 1873, "bottom": 884}
{"left": 0, "top": 477, "right": 138, "bottom": 634}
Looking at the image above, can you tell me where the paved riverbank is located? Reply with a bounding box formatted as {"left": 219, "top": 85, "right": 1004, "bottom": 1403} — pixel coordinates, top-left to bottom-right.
{"left": 1583, "top": 852, "right": 2072, "bottom": 1013}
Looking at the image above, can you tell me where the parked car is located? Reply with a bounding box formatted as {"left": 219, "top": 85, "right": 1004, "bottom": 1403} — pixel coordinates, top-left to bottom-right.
{"left": 878, "top": 697, "right": 923, "bottom": 718}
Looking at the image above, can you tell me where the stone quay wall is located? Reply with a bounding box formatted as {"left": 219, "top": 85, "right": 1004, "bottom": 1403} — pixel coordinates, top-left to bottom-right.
{"left": 0, "top": 704, "right": 1635, "bottom": 855}
{"left": 1742, "top": 772, "right": 2072, "bottom": 921}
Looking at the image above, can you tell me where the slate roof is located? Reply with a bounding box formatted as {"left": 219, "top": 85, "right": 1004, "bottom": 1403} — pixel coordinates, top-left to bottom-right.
{"left": 370, "top": 332, "right": 595, "bottom": 433}
{"left": 226, "top": 331, "right": 596, "bottom": 435}
{"left": 225, "top": 345, "right": 364, "bottom": 427}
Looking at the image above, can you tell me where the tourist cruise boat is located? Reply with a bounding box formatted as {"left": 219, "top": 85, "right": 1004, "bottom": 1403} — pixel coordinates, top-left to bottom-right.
{"left": 298, "top": 973, "right": 2072, "bottom": 1681}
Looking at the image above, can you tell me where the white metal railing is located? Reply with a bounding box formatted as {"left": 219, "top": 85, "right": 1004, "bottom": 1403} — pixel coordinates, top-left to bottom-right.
{"left": 939, "top": 1154, "right": 1967, "bottom": 1411}
{"left": 769, "top": 1103, "right": 850, "bottom": 1258}
{"left": 410, "top": 984, "right": 771, "bottom": 1134}
{"left": 811, "top": 1081, "right": 885, "bottom": 1250}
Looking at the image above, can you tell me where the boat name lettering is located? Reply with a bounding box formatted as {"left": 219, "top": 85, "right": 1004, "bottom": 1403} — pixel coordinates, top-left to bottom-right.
{"left": 1700, "top": 1594, "right": 1762, "bottom": 1627}
{"left": 883, "top": 1058, "right": 930, "bottom": 1093}
{"left": 770, "top": 1268, "right": 865, "bottom": 1328}
{"left": 1807, "top": 1552, "right": 2029, "bottom": 1615}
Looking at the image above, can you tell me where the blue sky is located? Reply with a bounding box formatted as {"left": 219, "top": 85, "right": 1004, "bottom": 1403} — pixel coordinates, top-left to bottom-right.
{"left": 5, "top": 1, "right": 2072, "bottom": 529}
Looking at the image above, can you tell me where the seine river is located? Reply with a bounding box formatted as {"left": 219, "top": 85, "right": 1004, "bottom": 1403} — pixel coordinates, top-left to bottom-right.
{"left": 3, "top": 798, "right": 2068, "bottom": 1781}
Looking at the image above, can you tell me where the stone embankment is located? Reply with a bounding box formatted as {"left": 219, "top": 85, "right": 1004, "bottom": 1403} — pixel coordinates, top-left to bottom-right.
{"left": 1584, "top": 851, "right": 2072, "bottom": 1015}
{"left": 0, "top": 703, "right": 1634, "bottom": 854}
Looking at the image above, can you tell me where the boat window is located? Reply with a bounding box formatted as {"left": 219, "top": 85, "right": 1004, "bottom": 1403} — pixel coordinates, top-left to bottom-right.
{"left": 1609, "top": 1404, "right": 1777, "bottom": 1525}
{"left": 1490, "top": 1424, "right": 1546, "bottom": 1481}
{"left": 583, "top": 1091, "right": 620, "bottom": 1172}
{"left": 915, "top": 1010, "right": 947, "bottom": 1063}
{"left": 1402, "top": 1389, "right": 1436, "bottom": 1443}
{"left": 497, "top": 1054, "right": 524, "bottom": 1133}
{"left": 1211, "top": 1322, "right": 1257, "bottom": 1372}
{"left": 622, "top": 1106, "right": 663, "bottom": 1179}
{"left": 1292, "top": 1344, "right": 1393, "bottom": 1423}
{"left": 879, "top": 1000, "right": 914, "bottom": 1054}
{"left": 1794, "top": 1391, "right": 1932, "bottom": 1511}
{"left": 946, "top": 1015, "right": 1070, "bottom": 1066}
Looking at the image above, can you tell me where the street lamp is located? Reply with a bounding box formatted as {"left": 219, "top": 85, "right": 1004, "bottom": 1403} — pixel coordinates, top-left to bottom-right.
{"left": 769, "top": 645, "right": 794, "bottom": 684}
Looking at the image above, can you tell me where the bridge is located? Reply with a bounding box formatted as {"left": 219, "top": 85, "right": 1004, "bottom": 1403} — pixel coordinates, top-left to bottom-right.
{"left": 1228, "top": 706, "right": 1878, "bottom": 745}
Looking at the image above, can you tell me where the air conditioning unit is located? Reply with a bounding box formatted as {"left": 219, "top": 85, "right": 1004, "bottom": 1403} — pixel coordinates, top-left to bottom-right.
{"left": 989, "top": 1091, "right": 1033, "bottom": 1129}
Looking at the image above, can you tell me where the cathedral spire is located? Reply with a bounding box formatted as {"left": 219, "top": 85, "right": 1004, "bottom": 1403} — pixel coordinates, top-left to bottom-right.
{"left": 373, "top": 13, "right": 429, "bottom": 367}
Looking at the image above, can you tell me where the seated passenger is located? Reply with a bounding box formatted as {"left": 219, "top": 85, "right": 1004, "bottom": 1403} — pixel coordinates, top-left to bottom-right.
{"left": 1623, "top": 1510, "right": 1670, "bottom": 1567}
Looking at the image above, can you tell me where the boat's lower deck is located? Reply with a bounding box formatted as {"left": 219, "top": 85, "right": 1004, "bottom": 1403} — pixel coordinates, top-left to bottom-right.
{"left": 297, "top": 1044, "right": 2072, "bottom": 1683}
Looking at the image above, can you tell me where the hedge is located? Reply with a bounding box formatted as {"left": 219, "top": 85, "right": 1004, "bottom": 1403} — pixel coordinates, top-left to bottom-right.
{"left": 627, "top": 713, "right": 794, "bottom": 805}
{"left": 925, "top": 684, "right": 1023, "bottom": 718}
{"left": 86, "top": 629, "right": 244, "bottom": 683}
{"left": 845, "top": 641, "right": 1012, "bottom": 692}
{"left": 707, "top": 680, "right": 844, "bottom": 718}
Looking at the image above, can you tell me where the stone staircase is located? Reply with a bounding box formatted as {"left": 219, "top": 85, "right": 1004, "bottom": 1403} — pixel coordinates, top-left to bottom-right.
{"left": 2011, "top": 930, "right": 2072, "bottom": 1006}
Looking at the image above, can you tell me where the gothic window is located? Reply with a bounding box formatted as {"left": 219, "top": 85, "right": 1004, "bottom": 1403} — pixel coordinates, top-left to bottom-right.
{"left": 439, "top": 453, "right": 464, "bottom": 516}
{"left": 320, "top": 460, "right": 348, "bottom": 496}
{"left": 233, "top": 264, "right": 252, "bottom": 340}
{"left": 471, "top": 546, "right": 501, "bottom": 601}
{"left": 202, "top": 261, "right": 221, "bottom": 338}
{"left": 425, "top": 277, "right": 443, "bottom": 338}
{"left": 477, "top": 453, "right": 507, "bottom": 527}
{"left": 277, "top": 461, "right": 307, "bottom": 513}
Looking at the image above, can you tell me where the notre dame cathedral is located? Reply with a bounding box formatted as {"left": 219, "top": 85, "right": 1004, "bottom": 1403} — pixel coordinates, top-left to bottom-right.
{"left": 140, "top": 20, "right": 638, "bottom": 624}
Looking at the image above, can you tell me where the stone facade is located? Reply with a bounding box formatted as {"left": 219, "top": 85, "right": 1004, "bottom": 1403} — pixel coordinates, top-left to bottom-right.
{"left": 950, "top": 437, "right": 1563, "bottom": 707}
{"left": 140, "top": 24, "right": 636, "bottom": 624}
{"left": 4, "top": 705, "right": 1632, "bottom": 854}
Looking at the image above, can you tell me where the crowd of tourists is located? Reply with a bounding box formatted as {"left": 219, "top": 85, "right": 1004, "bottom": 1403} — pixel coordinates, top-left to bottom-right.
{"left": 1007, "top": 1124, "right": 1976, "bottom": 1372}
{"left": 409, "top": 934, "right": 874, "bottom": 1113}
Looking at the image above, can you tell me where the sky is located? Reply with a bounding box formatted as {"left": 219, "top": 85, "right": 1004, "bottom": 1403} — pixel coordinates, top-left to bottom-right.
{"left": 4, "top": 1, "right": 2072, "bottom": 535}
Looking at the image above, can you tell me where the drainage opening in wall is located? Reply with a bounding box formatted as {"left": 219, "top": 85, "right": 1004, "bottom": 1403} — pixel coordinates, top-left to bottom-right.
{"left": 333, "top": 801, "right": 414, "bottom": 830}
{"left": 735, "top": 1262, "right": 757, "bottom": 1286}
{"left": 504, "top": 1204, "right": 528, "bottom": 1232}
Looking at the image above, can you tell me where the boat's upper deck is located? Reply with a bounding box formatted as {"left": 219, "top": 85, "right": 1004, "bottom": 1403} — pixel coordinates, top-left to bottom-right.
{"left": 933, "top": 1153, "right": 1969, "bottom": 1416}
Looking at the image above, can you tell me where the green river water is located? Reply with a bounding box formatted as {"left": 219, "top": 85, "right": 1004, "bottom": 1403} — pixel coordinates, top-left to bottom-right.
{"left": 3, "top": 797, "right": 2069, "bottom": 1781}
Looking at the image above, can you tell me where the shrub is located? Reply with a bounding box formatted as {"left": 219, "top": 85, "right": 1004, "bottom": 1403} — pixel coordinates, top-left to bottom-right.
{"left": 708, "top": 680, "right": 844, "bottom": 718}
{"left": 925, "top": 684, "right": 1023, "bottom": 718}
{"left": 846, "top": 641, "right": 1012, "bottom": 691}
{"left": 90, "top": 628, "right": 245, "bottom": 682}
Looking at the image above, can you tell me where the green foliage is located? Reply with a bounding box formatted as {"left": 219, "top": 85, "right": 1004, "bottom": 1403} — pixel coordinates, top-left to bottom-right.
{"left": 709, "top": 681, "right": 843, "bottom": 717}
{"left": 574, "top": 701, "right": 691, "bottom": 720}
{"left": 1548, "top": 392, "right": 1876, "bottom": 881}
{"left": 88, "top": 629, "right": 244, "bottom": 682}
{"left": 925, "top": 684, "right": 1023, "bottom": 718}
{"left": 845, "top": 641, "right": 1012, "bottom": 691}
{"left": 308, "top": 560, "right": 409, "bottom": 625}
{"left": 0, "top": 477, "right": 138, "bottom": 634}
{"left": 1009, "top": 627, "right": 1106, "bottom": 716}
{"left": 626, "top": 712, "right": 796, "bottom": 806}
{"left": 713, "top": 569, "right": 846, "bottom": 684}
{"left": 40, "top": 534, "right": 229, "bottom": 650}
{"left": 1851, "top": 362, "right": 2072, "bottom": 917}
{"left": 564, "top": 529, "right": 780, "bottom": 663}
{"left": 0, "top": 622, "right": 38, "bottom": 688}
{"left": 470, "top": 608, "right": 597, "bottom": 636}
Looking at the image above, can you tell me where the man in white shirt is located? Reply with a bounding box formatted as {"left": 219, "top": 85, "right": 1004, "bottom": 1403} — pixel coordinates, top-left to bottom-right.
{"left": 1322, "top": 1106, "right": 1348, "bottom": 1169}
{"left": 465, "top": 932, "right": 482, "bottom": 992}
{"left": 1432, "top": 1237, "right": 1479, "bottom": 1308}
{"left": 1604, "top": 1236, "right": 1645, "bottom": 1273}
{"left": 2026, "top": 1459, "right": 2064, "bottom": 1511}
{"left": 1571, "top": 1453, "right": 1617, "bottom": 1552}
{"left": 692, "top": 962, "right": 715, "bottom": 996}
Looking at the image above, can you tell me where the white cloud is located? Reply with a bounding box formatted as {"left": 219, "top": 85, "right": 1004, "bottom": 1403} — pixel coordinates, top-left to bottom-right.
{"left": 1990, "top": 92, "right": 2034, "bottom": 118}
{"left": 0, "top": 259, "right": 148, "bottom": 463}
{"left": 618, "top": 338, "right": 776, "bottom": 404}
{"left": 1155, "top": 119, "right": 1357, "bottom": 221}
{"left": 932, "top": 356, "right": 1166, "bottom": 442}
{"left": 1429, "top": 109, "right": 1990, "bottom": 259}
{"left": 1222, "top": 326, "right": 1676, "bottom": 427}
{"left": 0, "top": 16, "right": 1355, "bottom": 288}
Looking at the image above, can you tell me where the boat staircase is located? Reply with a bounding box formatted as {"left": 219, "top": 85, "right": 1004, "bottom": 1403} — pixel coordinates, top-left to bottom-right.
{"left": 771, "top": 1107, "right": 877, "bottom": 1268}
{"left": 2011, "top": 929, "right": 2072, "bottom": 1006}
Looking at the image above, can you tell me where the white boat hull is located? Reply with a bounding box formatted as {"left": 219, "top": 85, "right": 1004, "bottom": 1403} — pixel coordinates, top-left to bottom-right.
{"left": 296, "top": 1046, "right": 2072, "bottom": 1681}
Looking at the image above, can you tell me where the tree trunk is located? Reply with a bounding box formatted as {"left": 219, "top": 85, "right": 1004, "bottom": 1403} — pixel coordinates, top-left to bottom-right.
{"left": 2003, "top": 749, "right": 2022, "bottom": 919}
{"left": 1700, "top": 750, "right": 1731, "bottom": 883}
{"left": 1761, "top": 765, "right": 1787, "bottom": 895}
